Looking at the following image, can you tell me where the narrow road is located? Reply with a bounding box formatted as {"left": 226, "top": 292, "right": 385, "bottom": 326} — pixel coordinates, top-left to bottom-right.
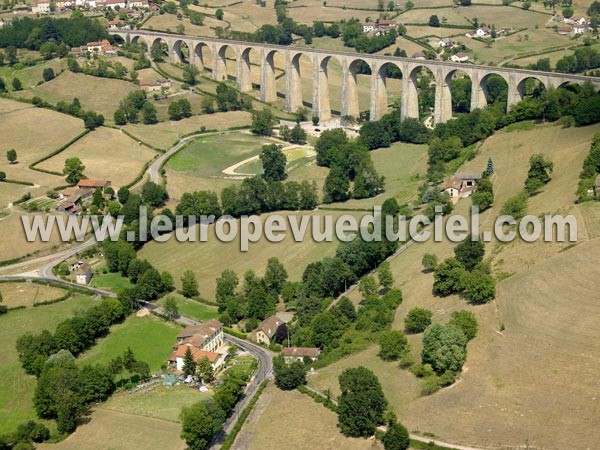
{"left": 139, "top": 300, "right": 273, "bottom": 450}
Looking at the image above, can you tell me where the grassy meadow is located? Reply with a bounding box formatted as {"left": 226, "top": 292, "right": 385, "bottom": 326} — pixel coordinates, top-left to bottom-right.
{"left": 0, "top": 296, "right": 95, "bottom": 435}
{"left": 78, "top": 315, "right": 181, "bottom": 372}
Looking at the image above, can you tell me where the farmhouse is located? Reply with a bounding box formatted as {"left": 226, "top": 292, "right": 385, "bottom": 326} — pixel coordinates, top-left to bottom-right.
{"left": 169, "top": 319, "right": 226, "bottom": 372}
{"left": 450, "top": 52, "right": 469, "bottom": 63}
{"left": 56, "top": 180, "right": 112, "bottom": 214}
{"left": 32, "top": 1, "right": 51, "bottom": 13}
{"left": 440, "top": 173, "right": 481, "bottom": 201}
{"left": 98, "top": 0, "right": 127, "bottom": 9}
{"left": 362, "top": 19, "right": 397, "bottom": 35}
{"left": 556, "top": 25, "right": 572, "bottom": 35}
{"left": 140, "top": 79, "right": 172, "bottom": 93}
{"left": 565, "top": 16, "right": 588, "bottom": 26}
{"left": 281, "top": 347, "right": 320, "bottom": 363}
{"left": 255, "top": 315, "right": 287, "bottom": 346}
{"left": 466, "top": 26, "right": 490, "bottom": 38}
{"left": 77, "top": 179, "right": 112, "bottom": 190}
{"left": 438, "top": 38, "right": 455, "bottom": 48}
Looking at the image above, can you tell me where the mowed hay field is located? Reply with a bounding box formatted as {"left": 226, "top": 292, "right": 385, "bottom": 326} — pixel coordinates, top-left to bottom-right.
{"left": 138, "top": 210, "right": 364, "bottom": 300}
{"left": 0, "top": 281, "right": 68, "bottom": 308}
{"left": 0, "top": 296, "right": 95, "bottom": 434}
{"left": 308, "top": 123, "right": 600, "bottom": 449}
{"left": 18, "top": 71, "right": 137, "bottom": 121}
{"left": 124, "top": 110, "right": 252, "bottom": 150}
{"left": 232, "top": 385, "right": 382, "bottom": 450}
{"left": 0, "top": 100, "right": 85, "bottom": 201}
{"left": 38, "top": 127, "right": 158, "bottom": 187}
{"left": 37, "top": 408, "right": 186, "bottom": 450}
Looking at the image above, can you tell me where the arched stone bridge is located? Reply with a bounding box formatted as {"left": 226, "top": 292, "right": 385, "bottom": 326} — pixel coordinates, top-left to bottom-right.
{"left": 111, "top": 30, "right": 600, "bottom": 124}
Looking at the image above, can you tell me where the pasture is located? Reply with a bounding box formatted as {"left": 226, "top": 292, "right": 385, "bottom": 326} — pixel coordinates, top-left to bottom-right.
{"left": 308, "top": 122, "right": 600, "bottom": 449}
{"left": 37, "top": 127, "right": 158, "bottom": 188}
{"left": 18, "top": 71, "right": 137, "bottom": 121}
{"left": 232, "top": 384, "right": 382, "bottom": 450}
{"left": 0, "top": 58, "right": 66, "bottom": 91}
{"left": 0, "top": 281, "right": 68, "bottom": 308}
{"left": 0, "top": 296, "right": 95, "bottom": 435}
{"left": 138, "top": 210, "right": 360, "bottom": 300}
{"left": 37, "top": 408, "right": 186, "bottom": 450}
{"left": 78, "top": 315, "right": 180, "bottom": 372}
{"left": 124, "top": 110, "right": 252, "bottom": 150}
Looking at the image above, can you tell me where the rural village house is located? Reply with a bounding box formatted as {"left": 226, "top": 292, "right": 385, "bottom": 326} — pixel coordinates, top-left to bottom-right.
{"left": 362, "top": 19, "right": 397, "bottom": 35}
{"left": 255, "top": 315, "right": 288, "bottom": 346}
{"left": 74, "top": 263, "right": 92, "bottom": 285}
{"left": 56, "top": 179, "right": 112, "bottom": 215}
{"left": 168, "top": 320, "right": 226, "bottom": 372}
{"left": 450, "top": 52, "right": 469, "bottom": 63}
{"left": 140, "top": 79, "right": 172, "bottom": 93}
{"left": 440, "top": 173, "right": 481, "bottom": 202}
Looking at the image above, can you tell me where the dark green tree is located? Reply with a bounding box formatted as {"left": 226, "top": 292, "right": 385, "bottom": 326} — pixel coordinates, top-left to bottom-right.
{"left": 181, "top": 270, "right": 199, "bottom": 298}
{"left": 273, "top": 354, "right": 307, "bottom": 390}
{"left": 454, "top": 238, "right": 485, "bottom": 271}
{"left": 337, "top": 367, "right": 387, "bottom": 437}
{"left": 264, "top": 257, "right": 288, "bottom": 295}
{"left": 449, "top": 310, "right": 478, "bottom": 340}
{"left": 251, "top": 108, "right": 275, "bottom": 136}
{"left": 182, "top": 346, "right": 197, "bottom": 378}
{"left": 382, "top": 422, "right": 410, "bottom": 450}
{"left": 180, "top": 399, "right": 226, "bottom": 450}
{"left": 404, "top": 307, "right": 432, "bottom": 334}
{"left": 259, "top": 144, "right": 287, "bottom": 182}
{"left": 63, "top": 157, "right": 85, "bottom": 184}
{"left": 422, "top": 323, "right": 467, "bottom": 374}
{"left": 378, "top": 330, "right": 409, "bottom": 361}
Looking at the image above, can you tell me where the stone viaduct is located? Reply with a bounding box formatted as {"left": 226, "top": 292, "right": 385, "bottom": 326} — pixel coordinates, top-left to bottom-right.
{"left": 111, "top": 29, "right": 600, "bottom": 124}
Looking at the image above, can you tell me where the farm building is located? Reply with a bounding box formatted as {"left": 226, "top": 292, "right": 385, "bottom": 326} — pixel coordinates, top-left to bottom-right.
{"left": 255, "top": 315, "right": 287, "bottom": 346}
{"left": 281, "top": 347, "right": 320, "bottom": 363}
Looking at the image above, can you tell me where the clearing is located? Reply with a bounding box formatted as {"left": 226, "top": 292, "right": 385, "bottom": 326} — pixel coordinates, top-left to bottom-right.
{"left": 0, "top": 281, "right": 68, "bottom": 308}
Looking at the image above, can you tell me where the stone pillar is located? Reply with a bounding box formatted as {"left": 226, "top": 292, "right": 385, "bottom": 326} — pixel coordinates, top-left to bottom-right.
{"left": 312, "top": 54, "right": 331, "bottom": 121}
{"left": 167, "top": 41, "right": 176, "bottom": 64}
{"left": 213, "top": 45, "right": 227, "bottom": 81}
{"left": 193, "top": 44, "right": 205, "bottom": 72}
{"left": 370, "top": 62, "right": 388, "bottom": 121}
{"left": 187, "top": 42, "right": 195, "bottom": 67}
{"left": 238, "top": 48, "right": 252, "bottom": 92}
{"left": 401, "top": 65, "right": 419, "bottom": 121}
{"left": 434, "top": 67, "right": 452, "bottom": 125}
{"left": 341, "top": 58, "right": 359, "bottom": 119}
{"left": 260, "top": 49, "right": 277, "bottom": 103}
{"left": 286, "top": 52, "right": 303, "bottom": 113}
{"left": 470, "top": 71, "right": 488, "bottom": 111}
{"left": 507, "top": 73, "right": 521, "bottom": 112}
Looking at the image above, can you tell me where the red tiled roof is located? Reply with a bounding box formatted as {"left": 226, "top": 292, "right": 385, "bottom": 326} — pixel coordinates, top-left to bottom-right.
{"left": 168, "top": 345, "right": 220, "bottom": 363}
{"left": 77, "top": 179, "right": 109, "bottom": 188}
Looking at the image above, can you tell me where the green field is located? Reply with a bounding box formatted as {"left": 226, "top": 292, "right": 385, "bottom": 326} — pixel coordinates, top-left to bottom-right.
{"left": 157, "top": 295, "right": 219, "bottom": 322}
{"left": 78, "top": 315, "right": 180, "bottom": 372}
{"left": 89, "top": 272, "right": 134, "bottom": 292}
{"left": 0, "top": 296, "right": 95, "bottom": 434}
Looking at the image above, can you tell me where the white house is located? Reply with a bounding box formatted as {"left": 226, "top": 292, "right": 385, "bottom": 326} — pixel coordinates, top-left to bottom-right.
{"left": 175, "top": 320, "right": 224, "bottom": 352}
{"left": 476, "top": 26, "right": 491, "bottom": 37}
{"left": 281, "top": 347, "right": 320, "bottom": 363}
{"left": 438, "top": 38, "right": 454, "bottom": 48}
{"left": 32, "top": 1, "right": 50, "bottom": 13}
{"left": 450, "top": 52, "right": 469, "bottom": 63}
{"left": 100, "top": 0, "right": 127, "bottom": 9}
{"left": 74, "top": 263, "right": 92, "bottom": 285}
{"left": 565, "top": 16, "right": 588, "bottom": 26}
{"left": 572, "top": 24, "right": 588, "bottom": 34}
{"left": 363, "top": 22, "right": 377, "bottom": 33}
{"left": 127, "top": 0, "right": 148, "bottom": 7}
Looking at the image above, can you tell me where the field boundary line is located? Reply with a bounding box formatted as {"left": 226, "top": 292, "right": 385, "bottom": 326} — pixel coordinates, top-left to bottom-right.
{"left": 28, "top": 129, "right": 90, "bottom": 176}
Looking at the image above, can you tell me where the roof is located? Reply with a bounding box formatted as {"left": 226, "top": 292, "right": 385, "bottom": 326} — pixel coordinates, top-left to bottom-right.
{"left": 75, "top": 263, "right": 91, "bottom": 275}
{"left": 440, "top": 178, "right": 462, "bottom": 191}
{"left": 168, "top": 345, "right": 220, "bottom": 363}
{"left": 257, "top": 315, "right": 285, "bottom": 339}
{"left": 281, "top": 347, "right": 320, "bottom": 358}
{"left": 455, "top": 173, "right": 482, "bottom": 180}
{"left": 455, "top": 52, "right": 469, "bottom": 58}
{"left": 363, "top": 22, "right": 377, "bottom": 27}
{"left": 87, "top": 39, "right": 110, "bottom": 47}
{"left": 77, "top": 179, "right": 109, "bottom": 188}
{"left": 479, "top": 26, "right": 490, "bottom": 32}
{"left": 176, "top": 319, "right": 223, "bottom": 340}
{"left": 412, "top": 52, "right": 425, "bottom": 58}
{"left": 378, "top": 19, "right": 397, "bottom": 25}
{"left": 557, "top": 26, "right": 572, "bottom": 32}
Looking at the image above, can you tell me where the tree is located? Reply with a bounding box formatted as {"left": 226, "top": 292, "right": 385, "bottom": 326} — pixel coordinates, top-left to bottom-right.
{"left": 382, "top": 422, "right": 410, "bottom": 450}
{"left": 323, "top": 165, "right": 349, "bottom": 203}
{"left": 251, "top": 108, "right": 275, "bottom": 136}
{"left": 428, "top": 15, "right": 440, "bottom": 27}
{"left": 378, "top": 330, "right": 409, "bottom": 361}
{"left": 338, "top": 367, "right": 387, "bottom": 437}
{"left": 404, "top": 307, "right": 432, "bottom": 333}
{"left": 180, "top": 399, "right": 226, "bottom": 450}
{"left": 6, "top": 149, "right": 17, "bottom": 164}
{"left": 264, "top": 257, "right": 287, "bottom": 294}
{"left": 215, "top": 8, "right": 224, "bottom": 19}
{"left": 485, "top": 156, "right": 494, "bottom": 175}
{"left": 201, "top": 96, "right": 215, "bottom": 114}
{"left": 433, "top": 257, "right": 468, "bottom": 296}
{"left": 454, "top": 238, "right": 485, "bottom": 271}
{"left": 449, "top": 310, "right": 478, "bottom": 340}
{"left": 358, "top": 275, "right": 378, "bottom": 302}
{"left": 42, "top": 68, "right": 55, "bottom": 82}
{"left": 422, "top": 323, "right": 467, "bottom": 374}
{"left": 63, "top": 157, "right": 85, "bottom": 184}
{"left": 183, "top": 347, "right": 197, "bottom": 378}
{"left": 196, "top": 356, "right": 215, "bottom": 384}
{"left": 259, "top": 144, "right": 287, "bottom": 182}
{"left": 0, "top": 77, "right": 5, "bottom": 93}
{"left": 141, "top": 181, "right": 168, "bottom": 207}
{"left": 0, "top": 172, "right": 5, "bottom": 181}
{"left": 183, "top": 64, "right": 200, "bottom": 85}
{"left": 216, "top": 269, "right": 238, "bottom": 313}
{"left": 273, "top": 354, "right": 307, "bottom": 390}
{"left": 377, "top": 261, "right": 393, "bottom": 289}
{"left": 421, "top": 253, "right": 438, "bottom": 272}
{"left": 12, "top": 77, "right": 22, "bottom": 91}
{"left": 337, "top": 296, "right": 357, "bottom": 322}
{"left": 114, "top": 107, "right": 127, "bottom": 125}
{"left": 464, "top": 270, "right": 496, "bottom": 304}
{"left": 181, "top": 270, "right": 199, "bottom": 298}
{"left": 163, "top": 297, "right": 179, "bottom": 321}
{"left": 525, "top": 153, "right": 553, "bottom": 194}
{"left": 471, "top": 177, "right": 494, "bottom": 211}
{"left": 142, "top": 102, "right": 158, "bottom": 124}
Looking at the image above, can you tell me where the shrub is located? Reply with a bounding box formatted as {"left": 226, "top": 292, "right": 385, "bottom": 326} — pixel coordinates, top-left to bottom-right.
{"left": 404, "top": 308, "right": 432, "bottom": 334}
{"left": 449, "top": 310, "right": 478, "bottom": 340}
{"left": 422, "top": 323, "right": 467, "bottom": 374}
